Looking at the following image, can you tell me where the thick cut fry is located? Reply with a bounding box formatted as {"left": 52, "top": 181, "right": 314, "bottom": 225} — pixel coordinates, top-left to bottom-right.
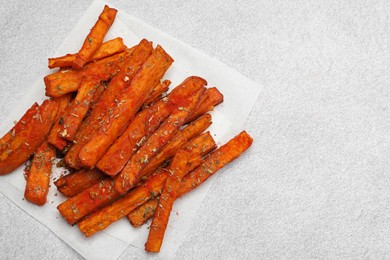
{"left": 54, "top": 169, "right": 106, "bottom": 197}
{"left": 57, "top": 179, "right": 120, "bottom": 225}
{"left": 78, "top": 171, "right": 167, "bottom": 236}
{"left": 96, "top": 76, "right": 207, "bottom": 176}
{"left": 65, "top": 40, "right": 153, "bottom": 169}
{"left": 78, "top": 45, "right": 174, "bottom": 168}
{"left": 143, "top": 80, "right": 171, "bottom": 107}
{"left": 0, "top": 103, "right": 39, "bottom": 154}
{"left": 0, "top": 100, "right": 59, "bottom": 175}
{"left": 24, "top": 142, "right": 55, "bottom": 205}
{"left": 44, "top": 49, "right": 132, "bottom": 97}
{"left": 141, "top": 114, "right": 213, "bottom": 176}
{"left": 48, "top": 38, "right": 126, "bottom": 69}
{"left": 59, "top": 79, "right": 104, "bottom": 141}
{"left": 145, "top": 150, "right": 200, "bottom": 252}
{"left": 114, "top": 88, "right": 205, "bottom": 194}
{"left": 47, "top": 94, "right": 73, "bottom": 150}
{"left": 186, "top": 87, "right": 223, "bottom": 123}
{"left": 127, "top": 131, "right": 253, "bottom": 226}
{"left": 128, "top": 198, "right": 159, "bottom": 227}
{"left": 73, "top": 5, "right": 118, "bottom": 69}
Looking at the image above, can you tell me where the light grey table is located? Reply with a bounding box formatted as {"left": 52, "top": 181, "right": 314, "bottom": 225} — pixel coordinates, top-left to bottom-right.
{"left": 2, "top": 0, "right": 390, "bottom": 259}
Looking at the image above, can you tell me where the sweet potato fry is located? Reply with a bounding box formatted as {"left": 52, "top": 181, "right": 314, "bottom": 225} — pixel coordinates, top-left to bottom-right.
{"left": 145, "top": 150, "right": 200, "bottom": 252}
{"left": 59, "top": 79, "right": 104, "bottom": 141}
{"left": 0, "top": 103, "right": 39, "bottom": 154}
{"left": 57, "top": 178, "right": 120, "bottom": 225}
{"left": 54, "top": 169, "right": 106, "bottom": 197}
{"left": 127, "top": 131, "right": 253, "bottom": 227}
{"left": 141, "top": 114, "right": 213, "bottom": 176}
{"left": 0, "top": 100, "right": 59, "bottom": 175}
{"left": 44, "top": 49, "right": 131, "bottom": 97}
{"left": 48, "top": 38, "right": 126, "bottom": 69}
{"left": 186, "top": 87, "right": 223, "bottom": 123}
{"left": 128, "top": 198, "right": 159, "bottom": 227}
{"left": 73, "top": 5, "right": 118, "bottom": 69}
{"left": 78, "top": 45, "right": 174, "bottom": 168}
{"left": 143, "top": 79, "right": 171, "bottom": 107}
{"left": 65, "top": 40, "right": 153, "bottom": 169}
{"left": 47, "top": 94, "right": 73, "bottom": 150}
{"left": 96, "top": 76, "right": 207, "bottom": 176}
{"left": 114, "top": 88, "right": 205, "bottom": 194}
{"left": 24, "top": 141, "right": 55, "bottom": 205}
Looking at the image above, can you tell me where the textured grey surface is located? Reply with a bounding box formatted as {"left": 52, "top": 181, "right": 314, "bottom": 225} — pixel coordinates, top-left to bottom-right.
{"left": 1, "top": 0, "right": 390, "bottom": 259}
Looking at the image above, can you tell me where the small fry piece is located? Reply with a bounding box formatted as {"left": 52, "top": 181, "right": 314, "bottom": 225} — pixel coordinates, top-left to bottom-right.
{"left": 128, "top": 198, "right": 159, "bottom": 227}
{"left": 54, "top": 169, "right": 106, "bottom": 197}
{"left": 59, "top": 79, "right": 104, "bottom": 141}
{"left": 65, "top": 40, "right": 153, "bottom": 169}
{"left": 47, "top": 94, "right": 73, "bottom": 150}
{"left": 48, "top": 38, "right": 127, "bottom": 69}
{"left": 141, "top": 114, "right": 212, "bottom": 176}
{"left": 78, "top": 45, "right": 174, "bottom": 168}
{"left": 186, "top": 87, "right": 223, "bottom": 123}
{"left": 114, "top": 88, "right": 205, "bottom": 194}
{"left": 0, "top": 103, "right": 39, "bottom": 154}
{"left": 57, "top": 179, "right": 120, "bottom": 225}
{"left": 96, "top": 76, "right": 207, "bottom": 176}
{"left": 145, "top": 150, "right": 200, "bottom": 252}
{"left": 24, "top": 142, "right": 55, "bottom": 205}
{"left": 73, "top": 5, "right": 118, "bottom": 69}
{"left": 143, "top": 80, "right": 171, "bottom": 107}
{"left": 0, "top": 100, "right": 59, "bottom": 175}
{"left": 127, "top": 131, "right": 253, "bottom": 227}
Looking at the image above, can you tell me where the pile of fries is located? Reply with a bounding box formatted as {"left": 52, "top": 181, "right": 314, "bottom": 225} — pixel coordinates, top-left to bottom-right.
{"left": 0, "top": 5, "right": 253, "bottom": 253}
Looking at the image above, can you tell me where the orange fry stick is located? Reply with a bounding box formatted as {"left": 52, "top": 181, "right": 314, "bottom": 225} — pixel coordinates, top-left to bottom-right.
{"left": 48, "top": 37, "right": 126, "bottom": 69}
{"left": 78, "top": 45, "right": 174, "bottom": 168}
{"left": 143, "top": 79, "right": 171, "bottom": 107}
{"left": 59, "top": 79, "right": 104, "bottom": 141}
{"left": 0, "top": 103, "right": 39, "bottom": 154}
{"left": 54, "top": 169, "right": 106, "bottom": 197}
{"left": 24, "top": 142, "right": 55, "bottom": 205}
{"left": 47, "top": 94, "right": 73, "bottom": 150}
{"left": 96, "top": 76, "right": 207, "bottom": 176}
{"left": 0, "top": 100, "right": 59, "bottom": 175}
{"left": 65, "top": 40, "right": 153, "bottom": 169}
{"left": 57, "top": 178, "right": 120, "bottom": 225}
{"left": 141, "top": 114, "right": 212, "bottom": 176}
{"left": 114, "top": 88, "right": 205, "bottom": 194}
{"left": 127, "top": 131, "right": 253, "bottom": 226}
{"left": 44, "top": 48, "right": 133, "bottom": 97}
{"left": 73, "top": 5, "right": 118, "bottom": 69}
{"left": 145, "top": 150, "right": 199, "bottom": 252}
{"left": 128, "top": 198, "right": 159, "bottom": 227}
{"left": 186, "top": 87, "right": 223, "bottom": 123}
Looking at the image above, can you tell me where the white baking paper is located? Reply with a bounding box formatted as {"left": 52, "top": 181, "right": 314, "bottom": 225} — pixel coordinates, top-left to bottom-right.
{"left": 0, "top": 0, "right": 262, "bottom": 259}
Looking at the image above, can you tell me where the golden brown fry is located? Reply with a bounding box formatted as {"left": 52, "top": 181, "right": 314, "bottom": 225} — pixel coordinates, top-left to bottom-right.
{"left": 96, "top": 76, "right": 207, "bottom": 176}
{"left": 114, "top": 88, "right": 205, "bottom": 194}
{"left": 128, "top": 198, "right": 159, "bottom": 227}
{"left": 47, "top": 94, "right": 73, "bottom": 150}
{"left": 0, "top": 103, "right": 39, "bottom": 154}
{"left": 145, "top": 150, "right": 200, "bottom": 252}
{"left": 143, "top": 79, "right": 171, "bottom": 107}
{"left": 57, "top": 179, "right": 120, "bottom": 225}
{"left": 59, "top": 79, "right": 104, "bottom": 141}
{"left": 48, "top": 37, "right": 127, "bottom": 69}
{"left": 78, "top": 45, "right": 174, "bottom": 168}
{"left": 65, "top": 40, "right": 153, "bottom": 169}
{"left": 54, "top": 169, "right": 106, "bottom": 197}
{"left": 186, "top": 87, "right": 223, "bottom": 123}
{"left": 73, "top": 5, "right": 118, "bottom": 69}
{"left": 0, "top": 100, "right": 59, "bottom": 175}
{"left": 24, "top": 141, "right": 55, "bottom": 206}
